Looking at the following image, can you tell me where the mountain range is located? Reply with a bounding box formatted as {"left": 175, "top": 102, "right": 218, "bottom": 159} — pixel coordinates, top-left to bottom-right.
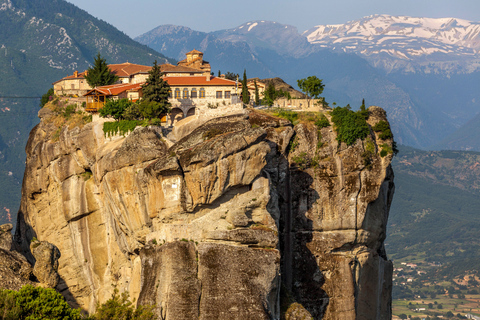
{"left": 305, "top": 14, "right": 480, "bottom": 74}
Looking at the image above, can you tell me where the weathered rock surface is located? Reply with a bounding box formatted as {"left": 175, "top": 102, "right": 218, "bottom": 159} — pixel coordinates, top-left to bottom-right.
{"left": 0, "top": 224, "right": 34, "bottom": 290}
{"left": 30, "top": 240, "right": 61, "bottom": 288}
{"left": 14, "top": 105, "right": 395, "bottom": 319}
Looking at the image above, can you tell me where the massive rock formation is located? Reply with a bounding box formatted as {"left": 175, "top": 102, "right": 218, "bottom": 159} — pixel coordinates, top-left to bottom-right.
{"left": 14, "top": 104, "right": 394, "bottom": 319}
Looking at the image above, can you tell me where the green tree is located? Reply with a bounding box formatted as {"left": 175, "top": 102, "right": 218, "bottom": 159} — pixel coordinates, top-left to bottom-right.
{"left": 93, "top": 288, "right": 155, "bottom": 320}
{"left": 0, "top": 285, "right": 81, "bottom": 320}
{"left": 297, "top": 76, "right": 325, "bottom": 107}
{"left": 141, "top": 60, "right": 171, "bottom": 115}
{"left": 40, "top": 88, "right": 54, "bottom": 108}
{"left": 263, "top": 82, "right": 276, "bottom": 107}
{"left": 399, "top": 314, "right": 407, "bottom": 320}
{"left": 99, "top": 98, "right": 133, "bottom": 120}
{"left": 241, "top": 69, "right": 250, "bottom": 104}
{"left": 137, "top": 100, "right": 165, "bottom": 120}
{"left": 224, "top": 72, "right": 238, "bottom": 81}
{"left": 331, "top": 106, "right": 370, "bottom": 146}
{"left": 254, "top": 80, "right": 260, "bottom": 105}
{"left": 85, "top": 53, "right": 118, "bottom": 88}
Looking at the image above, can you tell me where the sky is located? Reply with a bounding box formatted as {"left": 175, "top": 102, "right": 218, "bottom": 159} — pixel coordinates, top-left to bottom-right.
{"left": 65, "top": 0, "right": 480, "bottom": 38}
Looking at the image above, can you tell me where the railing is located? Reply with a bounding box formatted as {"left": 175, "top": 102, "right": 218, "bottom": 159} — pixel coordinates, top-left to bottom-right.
{"left": 85, "top": 101, "right": 105, "bottom": 112}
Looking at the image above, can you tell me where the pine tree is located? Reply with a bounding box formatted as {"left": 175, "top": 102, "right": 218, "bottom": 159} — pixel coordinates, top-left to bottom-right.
{"left": 141, "top": 60, "right": 170, "bottom": 105}
{"left": 85, "top": 53, "right": 118, "bottom": 88}
{"left": 140, "top": 60, "right": 171, "bottom": 117}
{"left": 241, "top": 69, "right": 250, "bottom": 104}
{"left": 254, "top": 80, "right": 260, "bottom": 105}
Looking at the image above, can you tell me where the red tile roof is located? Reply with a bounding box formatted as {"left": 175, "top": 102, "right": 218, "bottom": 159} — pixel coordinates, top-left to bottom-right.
{"left": 55, "top": 63, "right": 151, "bottom": 84}
{"left": 108, "top": 62, "right": 151, "bottom": 77}
{"left": 84, "top": 83, "right": 142, "bottom": 96}
{"left": 164, "top": 76, "right": 236, "bottom": 87}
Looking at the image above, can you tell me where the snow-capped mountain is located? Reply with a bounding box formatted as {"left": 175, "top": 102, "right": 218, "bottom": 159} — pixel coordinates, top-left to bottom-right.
{"left": 304, "top": 15, "right": 480, "bottom": 73}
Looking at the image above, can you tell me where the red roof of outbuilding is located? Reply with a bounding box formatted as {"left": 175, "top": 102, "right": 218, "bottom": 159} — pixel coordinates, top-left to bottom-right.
{"left": 84, "top": 83, "right": 142, "bottom": 96}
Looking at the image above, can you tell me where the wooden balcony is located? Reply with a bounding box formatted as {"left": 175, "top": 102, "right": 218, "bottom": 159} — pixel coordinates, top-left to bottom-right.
{"left": 85, "top": 101, "right": 105, "bottom": 112}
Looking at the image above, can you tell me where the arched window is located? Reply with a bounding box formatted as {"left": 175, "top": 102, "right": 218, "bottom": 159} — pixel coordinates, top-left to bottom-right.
{"left": 174, "top": 88, "right": 180, "bottom": 99}
{"left": 191, "top": 88, "right": 197, "bottom": 99}
{"left": 199, "top": 88, "right": 205, "bottom": 99}
{"left": 183, "top": 88, "right": 189, "bottom": 99}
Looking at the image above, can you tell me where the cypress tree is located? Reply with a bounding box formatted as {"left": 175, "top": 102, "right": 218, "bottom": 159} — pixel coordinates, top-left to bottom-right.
{"left": 254, "top": 80, "right": 260, "bottom": 105}
{"left": 85, "top": 53, "right": 118, "bottom": 88}
{"left": 241, "top": 69, "right": 250, "bottom": 104}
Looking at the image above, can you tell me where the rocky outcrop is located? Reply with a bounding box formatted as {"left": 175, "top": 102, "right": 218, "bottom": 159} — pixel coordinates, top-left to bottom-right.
{"left": 14, "top": 105, "right": 395, "bottom": 319}
{"left": 30, "top": 240, "right": 61, "bottom": 288}
{"left": 0, "top": 224, "right": 34, "bottom": 290}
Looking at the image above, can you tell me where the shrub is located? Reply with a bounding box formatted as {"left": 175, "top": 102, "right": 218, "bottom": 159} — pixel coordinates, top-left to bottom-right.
{"left": 273, "top": 109, "right": 298, "bottom": 124}
{"left": 123, "top": 103, "right": 142, "bottom": 120}
{"left": 103, "top": 120, "right": 140, "bottom": 137}
{"left": 373, "top": 120, "right": 394, "bottom": 140}
{"left": 314, "top": 113, "right": 330, "bottom": 128}
{"left": 137, "top": 101, "right": 169, "bottom": 120}
{"left": 99, "top": 99, "right": 133, "bottom": 121}
{"left": 331, "top": 106, "right": 370, "bottom": 146}
{"left": 380, "top": 143, "right": 393, "bottom": 157}
{"left": 0, "top": 285, "right": 82, "bottom": 320}
{"left": 40, "top": 88, "right": 54, "bottom": 108}
{"left": 63, "top": 104, "right": 77, "bottom": 119}
{"left": 93, "top": 288, "right": 155, "bottom": 320}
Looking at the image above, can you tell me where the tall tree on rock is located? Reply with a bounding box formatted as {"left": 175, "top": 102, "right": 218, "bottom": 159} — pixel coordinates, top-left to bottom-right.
{"left": 85, "top": 53, "right": 118, "bottom": 88}
{"left": 241, "top": 69, "right": 250, "bottom": 105}
{"left": 254, "top": 80, "right": 260, "bottom": 105}
{"left": 140, "top": 60, "right": 171, "bottom": 118}
{"left": 297, "top": 76, "right": 325, "bottom": 107}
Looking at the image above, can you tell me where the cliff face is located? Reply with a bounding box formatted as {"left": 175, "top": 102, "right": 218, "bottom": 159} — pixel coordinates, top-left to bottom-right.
{"left": 14, "top": 105, "right": 394, "bottom": 319}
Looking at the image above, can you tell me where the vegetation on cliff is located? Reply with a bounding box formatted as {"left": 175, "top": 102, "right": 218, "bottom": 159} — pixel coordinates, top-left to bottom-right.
{"left": 0, "top": 285, "right": 81, "bottom": 320}
{"left": 0, "top": 286, "right": 155, "bottom": 320}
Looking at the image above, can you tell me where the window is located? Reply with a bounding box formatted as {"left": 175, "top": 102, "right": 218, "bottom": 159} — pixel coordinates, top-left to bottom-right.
{"left": 191, "top": 88, "right": 197, "bottom": 98}
{"left": 224, "top": 91, "right": 231, "bottom": 99}
{"left": 71, "top": 84, "right": 75, "bottom": 89}
{"left": 216, "top": 91, "right": 222, "bottom": 99}
{"left": 168, "top": 90, "right": 172, "bottom": 98}
{"left": 174, "top": 88, "right": 180, "bottom": 99}
{"left": 183, "top": 88, "right": 189, "bottom": 99}
{"left": 199, "top": 88, "right": 205, "bottom": 99}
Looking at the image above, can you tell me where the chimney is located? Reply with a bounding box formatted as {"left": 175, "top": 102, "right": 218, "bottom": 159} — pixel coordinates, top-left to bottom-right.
{"left": 206, "top": 74, "right": 211, "bottom": 81}
{"left": 84, "top": 70, "right": 88, "bottom": 76}
{"left": 74, "top": 70, "right": 78, "bottom": 77}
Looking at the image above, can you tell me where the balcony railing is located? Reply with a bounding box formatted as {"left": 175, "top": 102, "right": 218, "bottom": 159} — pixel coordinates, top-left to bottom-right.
{"left": 85, "top": 101, "right": 105, "bottom": 112}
